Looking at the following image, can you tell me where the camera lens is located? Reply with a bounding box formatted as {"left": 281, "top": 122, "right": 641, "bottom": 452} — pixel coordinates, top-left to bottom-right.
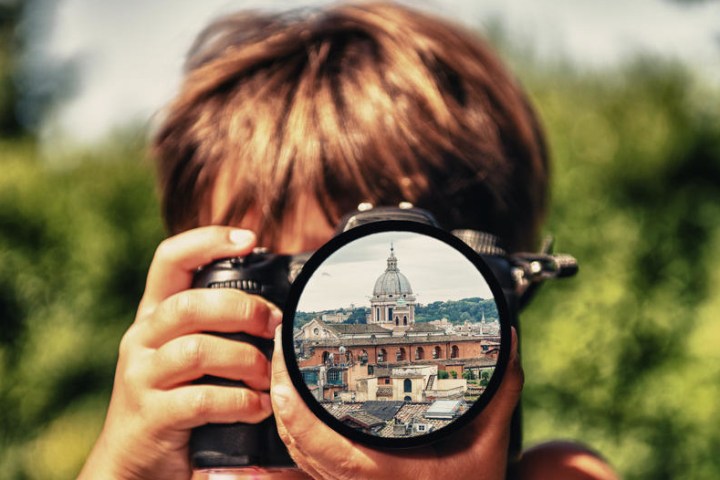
{"left": 282, "top": 221, "right": 510, "bottom": 448}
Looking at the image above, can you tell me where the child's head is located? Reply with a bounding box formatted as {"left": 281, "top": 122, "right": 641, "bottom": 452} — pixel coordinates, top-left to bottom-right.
{"left": 152, "top": 2, "right": 548, "bottom": 253}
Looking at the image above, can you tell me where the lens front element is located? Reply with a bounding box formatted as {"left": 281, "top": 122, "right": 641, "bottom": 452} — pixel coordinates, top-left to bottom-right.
{"left": 283, "top": 223, "right": 510, "bottom": 448}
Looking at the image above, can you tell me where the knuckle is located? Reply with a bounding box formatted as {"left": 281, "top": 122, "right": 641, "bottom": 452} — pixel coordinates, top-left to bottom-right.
{"left": 171, "top": 293, "right": 199, "bottom": 323}
{"left": 121, "top": 362, "right": 144, "bottom": 388}
{"left": 154, "top": 238, "right": 175, "bottom": 264}
{"left": 190, "top": 389, "right": 213, "bottom": 419}
{"left": 244, "top": 347, "right": 266, "bottom": 371}
{"left": 239, "top": 295, "right": 269, "bottom": 325}
{"left": 118, "top": 326, "right": 139, "bottom": 359}
{"left": 233, "top": 292, "right": 253, "bottom": 319}
{"left": 232, "top": 389, "right": 251, "bottom": 413}
{"left": 179, "top": 336, "right": 205, "bottom": 372}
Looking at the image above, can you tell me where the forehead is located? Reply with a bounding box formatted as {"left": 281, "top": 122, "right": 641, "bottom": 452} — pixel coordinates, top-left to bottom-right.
{"left": 210, "top": 172, "right": 336, "bottom": 254}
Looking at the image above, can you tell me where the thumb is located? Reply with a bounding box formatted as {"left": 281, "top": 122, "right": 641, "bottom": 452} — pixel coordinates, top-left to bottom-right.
{"left": 270, "top": 325, "right": 345, "bottom": 447}
{"left": 270, "top": 325, "right": 362, "bottom": 477}
{"left": 470, "top": 326, "right": 524, "bottom": 435}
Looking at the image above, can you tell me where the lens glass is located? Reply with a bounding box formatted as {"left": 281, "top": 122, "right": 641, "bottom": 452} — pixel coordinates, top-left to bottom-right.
{"left": 286, "top": 227, "right": 507, "bottom": 444}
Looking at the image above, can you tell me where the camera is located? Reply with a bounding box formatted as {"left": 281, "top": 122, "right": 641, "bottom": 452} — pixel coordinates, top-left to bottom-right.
{"left": 190, "top": 204, "right": 577, "bottom": 470}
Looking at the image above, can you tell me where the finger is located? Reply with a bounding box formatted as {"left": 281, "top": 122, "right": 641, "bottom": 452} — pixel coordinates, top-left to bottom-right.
{"left": 270, "top": 326, "right": 365, "bottom": 473}
{"left": 158, "top": 384, "right": 272, "bottom": 430}
{"left": 148, "top": 333, "right": 271, "bottom": 390}
{"left": 137, "top": 226, "right": 257, "bottom": 318}
{"left": 138, "top": 288, "right": 282, "bottom": 348}
{"left": 469, "top": 326, "right": 523, "bottom": 435}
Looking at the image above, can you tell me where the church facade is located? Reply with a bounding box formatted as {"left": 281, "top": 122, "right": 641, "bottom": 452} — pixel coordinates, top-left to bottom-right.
{"left": 369, "top": 244, "right": 416, "bottom": 327}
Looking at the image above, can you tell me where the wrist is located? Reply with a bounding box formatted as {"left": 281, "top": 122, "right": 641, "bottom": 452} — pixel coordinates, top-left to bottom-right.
{"left": 79, "top": 430, "right": 129, "bottom": 480}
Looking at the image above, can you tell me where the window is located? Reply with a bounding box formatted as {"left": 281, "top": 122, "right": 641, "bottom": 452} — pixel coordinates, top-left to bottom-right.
{"left": 378, "top": 349, "right": 386, "bottom": 362}
{"left": 404, "top": 378, "right": 412, "bottom": 392}
{"left": 302, "top": 370, "right": 319, "bottom": 385}
{"left": 327, "top": 369, "right": 343, "bottom": 385}
{"left": 417, "top": 424, "right": 426, "bottom": 431}
{"left": 433, "top": 346, "right": 442, "bottom": 359}
{"left": 403, "top": 316, "right": 408, "bottom": 325}
{"left": 312, "top": 327, "right": 319, "bottom": 336}
{"left": 404, "top": 395, "right": 412, "bottom": 402}
{"left": 451, "top": 345, "right": 460, "bottom": 359}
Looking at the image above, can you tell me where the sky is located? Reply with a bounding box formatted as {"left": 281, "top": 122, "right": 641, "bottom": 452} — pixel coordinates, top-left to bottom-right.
{"left": 295, "top": 231, "right": 495, "bottom": 312}
{"left": 17, "top": 0, "right": 720, "bottom": 148}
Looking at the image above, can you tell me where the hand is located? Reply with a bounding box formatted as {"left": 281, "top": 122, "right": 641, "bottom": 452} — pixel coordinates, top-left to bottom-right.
{"left": 79, "top": 227, "right": 282, "bottom": 480}
{"left": 271, "top": 325, "right": 523, "bottom": 480}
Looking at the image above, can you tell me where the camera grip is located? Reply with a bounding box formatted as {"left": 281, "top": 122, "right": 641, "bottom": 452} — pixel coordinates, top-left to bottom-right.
{"left": 189, "top": 333, "right": 293, "bottom": 469}
{"left": 189, "top": 255, "right": 296, "bottom": 470}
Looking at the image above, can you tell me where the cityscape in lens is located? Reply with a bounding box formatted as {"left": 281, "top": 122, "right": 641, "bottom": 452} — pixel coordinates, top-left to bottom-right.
{"left": 293, "top": 233, "right": 500, "bottom": 438}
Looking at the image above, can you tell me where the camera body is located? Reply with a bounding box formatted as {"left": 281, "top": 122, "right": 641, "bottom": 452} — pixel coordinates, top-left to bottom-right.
{"left": 189, "top": 253, "right": 297, "bottom": 469}
{"left": 189, "top": 205, "right": 576, "bottom": 469}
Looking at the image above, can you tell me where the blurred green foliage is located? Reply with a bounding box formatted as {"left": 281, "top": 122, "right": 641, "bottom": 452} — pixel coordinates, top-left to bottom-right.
{"left": 0, "top": 135, "right": 164, "bottom": 478}
{"left": 1, "top": 36, "right": 719, "bottom": 480}
{"left": 521, "top": 60, "right": 720, "bottom": 480}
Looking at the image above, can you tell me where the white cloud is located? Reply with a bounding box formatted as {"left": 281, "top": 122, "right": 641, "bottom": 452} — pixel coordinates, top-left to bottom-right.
{"left": 296, "top": 231, "right": 495, "bottom": 312}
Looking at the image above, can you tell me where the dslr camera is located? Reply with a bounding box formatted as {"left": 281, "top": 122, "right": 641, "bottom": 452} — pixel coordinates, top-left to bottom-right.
{"left": 190, "top": 203, "right": 577, "bottom": 472}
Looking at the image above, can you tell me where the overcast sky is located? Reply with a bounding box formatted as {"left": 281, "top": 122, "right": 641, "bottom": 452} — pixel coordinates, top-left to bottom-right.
{"left": 18, "top": 0, "right": 720, "bottom": 147}
{"left": 295, "top": 231, "right": 495, "bottom": 312}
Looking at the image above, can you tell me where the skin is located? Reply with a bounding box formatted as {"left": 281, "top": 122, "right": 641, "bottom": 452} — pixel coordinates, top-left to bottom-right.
{"left": 79, "top": 197, "right": 617, "bottom": 479}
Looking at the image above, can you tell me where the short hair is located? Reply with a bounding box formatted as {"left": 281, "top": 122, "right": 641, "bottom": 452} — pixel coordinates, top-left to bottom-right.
{"left": 152, "top": 1, "right": 549, "bottom": 252}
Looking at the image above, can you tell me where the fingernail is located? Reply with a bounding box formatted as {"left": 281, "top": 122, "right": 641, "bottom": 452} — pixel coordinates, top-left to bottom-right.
{"left": 228, "top": 229, "right": 255, "bottom": 247}
{"left": 272, "top": 385, "right": 292, "bottom": 415}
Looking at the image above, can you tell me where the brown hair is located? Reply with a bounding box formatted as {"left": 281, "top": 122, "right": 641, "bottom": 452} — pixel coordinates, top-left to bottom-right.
{"left": 152, "top": 2, "right": 549, "bottom": 252}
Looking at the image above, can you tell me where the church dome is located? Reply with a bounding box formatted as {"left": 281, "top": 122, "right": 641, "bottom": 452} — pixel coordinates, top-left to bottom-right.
{"left": 373, "top": 245, "right": 413, "bottom": 297}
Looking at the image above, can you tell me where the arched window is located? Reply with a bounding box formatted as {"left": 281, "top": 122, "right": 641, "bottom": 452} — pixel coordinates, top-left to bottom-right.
{"left": 415, "top": 347, "right": 425, "bottom": 360}
{"left": 378, "top": 349, "right": 387, "bottom": 362}
{"left": 451, "top": 345, "right": 460, "bottom": 359}
{"left": 404, "top": 395, "right": 412, "bottom": 402}
{"left": 322, "top": 351, "right": 330, "bottom": 363}
{"left": 376, "top": 307, "right": 380, "bottom": 321}
{"left": 403, "top": 316, "right": 408, "bottom": 325}
{"left": 397, "top": 348, "right": 406, "bottom": 361}
{"left": 404, "top": 379, "right": 412, "bottom": 393}
{"left": 433, "top": 346, "right": 442, "bottom": 359}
